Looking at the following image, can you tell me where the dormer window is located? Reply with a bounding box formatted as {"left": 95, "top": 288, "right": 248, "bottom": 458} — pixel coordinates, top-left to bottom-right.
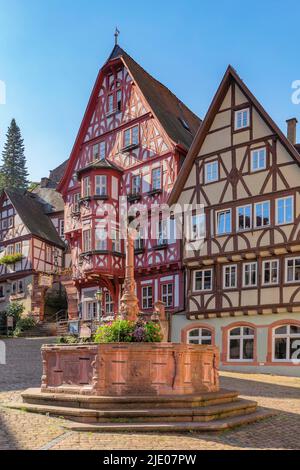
{"left": 95, "top": 175, "right": 107, "bottom": 197}
{"left": 123, "top": 125, "right": 139, "bottom": 148}
{"left": 235, "top": 108, "right": 250, "bottom": 130}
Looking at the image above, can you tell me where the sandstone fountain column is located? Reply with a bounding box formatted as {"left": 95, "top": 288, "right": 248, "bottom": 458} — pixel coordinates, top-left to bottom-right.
{"left": 120, "top": 229, "right": 139, "bottom": 321}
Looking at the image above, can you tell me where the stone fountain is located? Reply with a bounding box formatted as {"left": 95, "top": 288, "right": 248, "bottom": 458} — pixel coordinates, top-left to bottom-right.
{"left": 6, "top": 231, "right": 271, "bottom": 431}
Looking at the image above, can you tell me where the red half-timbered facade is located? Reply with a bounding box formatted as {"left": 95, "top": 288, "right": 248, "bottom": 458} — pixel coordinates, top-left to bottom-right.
{"left": 58, "top": 44, "right": 201, "bottom": 321}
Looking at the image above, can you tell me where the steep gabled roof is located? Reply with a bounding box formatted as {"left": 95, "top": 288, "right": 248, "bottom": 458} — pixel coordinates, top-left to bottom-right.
{"left": 108, "top": 45, "right": 201, "bottom": 149}
{"left": 58, "top": 45, "right": 201, "bottom": 194}
{"left": 77, "top": 158, "right": 123, "bottom": 176}
{"left": 168, "top": 65, "right": 300, "bottom": 205}
{"left": 4, "top": 189, "right": 65, "bottom": 248}
{"left": 49, "top": 159, "right": 69, "bottom": 187}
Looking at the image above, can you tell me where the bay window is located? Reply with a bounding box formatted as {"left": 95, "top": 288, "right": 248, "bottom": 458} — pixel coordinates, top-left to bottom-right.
{"left": 95, "top": 175, "right": 107, "bottom": 197}
{"left": 95, "top": 226, "right": 107, "bottom": 251}
{"left": 83, "top": 229, "right": 91, "bottom": 252}
{"left": 82, "top": 176, "right": 91, "bottom": 198}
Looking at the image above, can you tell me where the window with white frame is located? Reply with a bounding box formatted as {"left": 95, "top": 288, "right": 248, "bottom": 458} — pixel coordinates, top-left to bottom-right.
{"left": 82, "top": 176, "right": 91, "bottom": 198}
{"left": 131, "top": 175, "right": 141, "bottom": 195}
{"left": 15, "top": 242, "right": 22, "bottom": 254}
{"left": 162, "top": 283, "right": 173, "bottom": 307}
{"left": 194, "top": 269, "right": 213, "bottom": 291}
{"left": 263, "top": 260, "right": 279, "bottom": 285}
{"left": 273, "top": 324, "right": 300, "bottom": 361}
{"left": 18, "top": 279, "right": 24, "bottom": 293}
{"left": 134, "top": 226, "right": 144, "bottom": 250}
{"left": 190, "top": 213, "right": 205, "bottom": 241}
{"left": 86, "top": 301, "right": 98, "bottom": 320}
{"left": 254, "top": 201, "right": 270, "bottom": 227}
{"left": 95, "top": 226, "right": 107, "bottom": 250}
{"left": 216, "top": 209, "right": 231, "bottom": 235}
{"left": 237, "top": 205, "right": 252, "bottom": 231}
{"left": 73, "top": 193, "right": 80, "bottom": 213}
{"left": 142, "top": 285, "right": 153, "bottom": 309}
{"left": 46, "top": 246, "right": 52, "bottom": 263}
{"left": 223, "top": 265, "right": 237, "bottom": 289}
{"left": 152, "top": 168, "right": 162, "bottom": 191}
{"left": 286, "top": 257, "right": 300, "bottom": 283}
{"left": 6, "top": 245, "right": 14, "bottom": 255}
{"left": 187, "top": 328, "right": 212, "bottom": 345}
{"left": 157, "top": 220, "right": 168, "bottom": 246}
{"left": 235, "top": 108, "right": 250, "bottom": 130}
{"left": 92, "top": 143, "right": 99, "bottom": 160}
{"left": 243, "top": 262, "right": 257, "bottom": 287}
{"left": 124, "top": 125, "right": 139, "bottom": 147}
{"left": 251, "top": 147, "right": 266, "bottom": 172}
{"left": 228, "top": 326, "right": 254, "bottom": 361}
{"left": 107, "top": 93, "right": 114, "bottom": 114}
{"left": 95, "top": 175, "right": 107, "bottom": 196}
{"left": 105, "top": 292, "right": 114, "bottom": 314}
{"left": 111, "top": 228, "right": 120, "bottom": 252}
{"left": 59, "top": 219, "right": 64, "bottom": 238}
{"left": 276, "top": 196, "right": 293, "bottom": 225}
{"left": 83, "top": 229, "right": 92, "bottom": 252}
{"left": 93, "top": 142, "right": 106, "bottom": 160}
{"left": 8, "top": 216, "right": 13, "bottom": 228}
{"left": 205, "top": 161, "right": 219, "bottom": 183}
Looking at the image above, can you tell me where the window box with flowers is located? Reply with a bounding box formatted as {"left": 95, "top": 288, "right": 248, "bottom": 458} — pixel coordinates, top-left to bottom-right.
{"left": 0, "top": 253, "right": 23, "bottom": 265}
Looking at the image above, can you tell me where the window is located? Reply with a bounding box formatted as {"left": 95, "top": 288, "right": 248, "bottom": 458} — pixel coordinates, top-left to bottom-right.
{"left": 157, "top": 220, "right": 168, "bottom": 246}
{"left": 188, "top": 328, "right": 212, "bottom": 345}
{"left": 205, "top": 161, "right": 219, "bottom": 183}
{"left": 105, "top": 292, "right": 114, "bottom": 314}
{"left": 117, "top": 89, "right": 122, "bottom": 111}
{"left": 263, "top": 260, "right": 279, "bottom": 285}
{"left": 11, "top": 281, "right": 17, "bottom": 295}
{"left": 132, "top": 175, "right": 141, "bottom": 195}
{"left": 95, "top": 175, "right": 107, "bottom": 196}
{"left": 59, "top": 220, "right": 64, "bottom": 238}
{"left": 18, "top": 280, "right": 24, "bottom": 293}
{"left": 111, "top": 229, "right": 120, "bottom": 252}
{"left": 93, "top": 142, "right": 106, "bottom": 161}
{"left": 194, "top": 269, "right": 213, "bottom": 291}
{"left": 251, "top": 147, "right": 266, "bottom": 172}
{"left": 6, "top": 245, "right": 14, "bottom": 255}
{"left": 216, "top": 209, "right": 231, "bottom": 235}
{"left": 286, "top": 258, "right": 300, "bottom": 283}
{"left": 273, "top": 324, "right": 300, "bottom": 361}
{"left": 237, "top": 205, "right": 252, "bottom": 231}
{"left": 73, "top": 193, "right": 80, "bottom": 213}
{"left": 142, "top": 285, "right": 153, "bottom": 309}
{"left": 162, "top": 283, "right": 173, "bottom": 307}
{"left": 15, "top": 242, "right": 22, "bottom": 254}
{"left": 0, "top": 285, "right": 5, "bottom": 298}
{"left": 92, "top": 144, "right": 99, "bottom": 160}
{"left": 223, "top": 265, "right": 237, "bottom": 289}
{"left": 46, "top": 246, "right": 52, "bottom": 263}
{"left": 95, "top": 226, "right": 107, "bottom": 250}
{"left": 123, "top": 125, "right": 139, "bottom": 148}
{"left": 134, "top": 226, "right": 144, "bottom": 250}
{"left": 189, "top": 214, "right": 205, "bottom": 241}
{"left": 243, "top": 262, "right": 257, "bottom": 287}
{"left": 276, "top": 196, "right": 293, "bottom": 225}
{"left": 86, "top": 301, "right": 98, "bottom": 320}
{"left": 235, "top": 108, "right": 249, "bottom": 130}
{"left": 228, "top": 326, "right": 254, "bottom": 361}
{"left": 107, "top": 93, "right": 114, "bottom": 113}
{"left": 254, "top": 201, "right": 270, "bottom": 227}
{"left": 82, "top": 176, "right": 91, "bottom": 198}
{"left": 8, "top": 217, "right": 13, "bottom": 228}
{"left": 2, "top": 219, "right": 7, "bottom": 230}
{"left": 152, "top": 168, "right": 162, "bottom": 191}
{"left": 83, "top": 229, "right": 91, "bottom": 252}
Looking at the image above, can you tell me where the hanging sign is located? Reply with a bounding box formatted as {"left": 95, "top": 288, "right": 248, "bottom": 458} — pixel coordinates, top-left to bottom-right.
{"left": 38, "top": 273, "right": 53, "bottom": 288}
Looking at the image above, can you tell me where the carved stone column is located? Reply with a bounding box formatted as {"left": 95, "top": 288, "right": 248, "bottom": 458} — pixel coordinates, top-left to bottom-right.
{"left": 120, "top": 230, "right": 139, "bottom": 322}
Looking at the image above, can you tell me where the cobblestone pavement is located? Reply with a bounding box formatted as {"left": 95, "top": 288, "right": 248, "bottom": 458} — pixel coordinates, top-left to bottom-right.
{"left": 0, "top": 337, "right": 299, "bottom": 450}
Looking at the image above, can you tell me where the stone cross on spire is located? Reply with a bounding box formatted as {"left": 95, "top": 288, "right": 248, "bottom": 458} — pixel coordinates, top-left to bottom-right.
{"left": 114, "top": 27, "right": 120, "bottom": 46}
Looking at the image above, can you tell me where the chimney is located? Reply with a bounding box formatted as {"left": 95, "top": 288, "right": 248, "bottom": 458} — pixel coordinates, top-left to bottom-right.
{"left": 286, "top": 118, "right": 298, "bottom": 145}
{"left": 40, "top": 177, "right": 50, "bottom": 188}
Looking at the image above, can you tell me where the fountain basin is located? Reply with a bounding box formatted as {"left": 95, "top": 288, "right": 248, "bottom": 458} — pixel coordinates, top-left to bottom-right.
{"left": 41, "top": 342, "right": 219, "bottom": 396}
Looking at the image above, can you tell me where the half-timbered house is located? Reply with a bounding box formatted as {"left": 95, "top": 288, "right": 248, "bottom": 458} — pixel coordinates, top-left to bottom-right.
{"left": 169, "top": 66, "right": 300, "bottom": 376}
{"left": 57, "top": 44, "right": 201, "bottom": 321}
{"left": 0, "top": 170, "right": 66, "bottom": 320}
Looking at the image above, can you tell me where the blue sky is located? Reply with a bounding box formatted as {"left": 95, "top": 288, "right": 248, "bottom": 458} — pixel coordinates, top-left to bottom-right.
{"left": 0, "top": 0, "right": 299, "bottom": 181}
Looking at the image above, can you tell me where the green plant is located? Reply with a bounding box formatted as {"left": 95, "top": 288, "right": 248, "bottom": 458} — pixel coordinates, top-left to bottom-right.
{"left": 56, "top": 335, "right": 79, "bottom": 344}
{"left": 94, "top": 319, "right": 163, "bottom": 344}
{"left": 0, "top": 253, "right": 23, "bottom": 265}
{"left": 6, "top": 301, "right": 25, "bottom": 322}
{"left": 14, "top": 316, "right": 36, "bottom": 336}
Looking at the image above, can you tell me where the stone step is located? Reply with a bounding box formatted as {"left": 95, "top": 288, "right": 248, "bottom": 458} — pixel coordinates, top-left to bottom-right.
{"left": 5, "top": 398, "right": 258, "bottom": 424}
{"left": 21, "top": 388, "right": 240, "bottom": 410}
{"left": 60, "top": 409, "right": 274, "bottom": 432}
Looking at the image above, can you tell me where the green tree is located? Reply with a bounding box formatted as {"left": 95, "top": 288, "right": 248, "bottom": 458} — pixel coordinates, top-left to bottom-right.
{"left": 0, "top": 119, "right": 29, "bottom": 190}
